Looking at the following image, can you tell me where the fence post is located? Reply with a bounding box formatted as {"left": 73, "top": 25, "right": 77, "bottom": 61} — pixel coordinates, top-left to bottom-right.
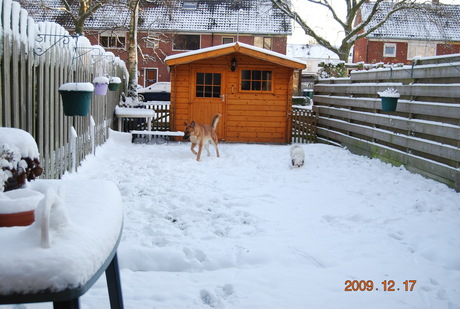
{"left": 70, "top": 126, "right": 77, "bottom": 173}
{"left": 90, "top": 116, "right": 96, "bottom": 156}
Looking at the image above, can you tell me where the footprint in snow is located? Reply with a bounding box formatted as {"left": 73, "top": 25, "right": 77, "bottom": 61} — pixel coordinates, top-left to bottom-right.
{"left": 200, "top": 284, "right": 235, "bottom": 307}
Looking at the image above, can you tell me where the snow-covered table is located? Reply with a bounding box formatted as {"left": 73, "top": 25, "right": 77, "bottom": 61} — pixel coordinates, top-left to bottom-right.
{"left": 0, "top": 179, "right": 124, "bottom": 309}
{"left": 115, "top": 105, "right": 156, "bottom": 132}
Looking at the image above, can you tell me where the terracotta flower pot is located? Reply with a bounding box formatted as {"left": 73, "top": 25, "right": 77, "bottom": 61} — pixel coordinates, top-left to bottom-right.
{"left": 0, "top": 210, "right": 35, "bottom": 227}
{"left": 0, "top": 189, "right": 44, "bottom": 227}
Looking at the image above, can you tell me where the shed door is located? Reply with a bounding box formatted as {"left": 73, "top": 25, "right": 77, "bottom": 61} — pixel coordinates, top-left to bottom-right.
{"left": 190, "top": 67, "right": 226, "bottom": 140}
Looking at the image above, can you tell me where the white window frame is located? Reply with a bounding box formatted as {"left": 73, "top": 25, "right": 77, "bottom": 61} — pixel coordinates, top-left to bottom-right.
{"left": 254, "top": 37, "right": 273, "bottom": 50}
{"left": 99, "top": 31, "right": 126, "bottom": 49}
{"left": 144, "top": 34, "right": 160, "bottom": 49}
{"left": 222, "top": 37, "right": 234, "bottom": 44}
{"left": 407, "top": 42, "right": 436, "bottom": 60}
{"left": 183, "top": 1, "right": 198, "bottom": 9}
{"left": 383, "top": 43, "right": 397, "bottom": 57}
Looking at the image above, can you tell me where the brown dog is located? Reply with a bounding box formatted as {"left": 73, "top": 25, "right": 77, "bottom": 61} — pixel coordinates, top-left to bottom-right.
{"left": 183, "top": 113, "right": 221, "bottom": 161}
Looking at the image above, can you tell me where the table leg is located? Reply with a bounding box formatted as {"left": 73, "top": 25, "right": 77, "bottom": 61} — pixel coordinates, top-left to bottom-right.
{"left": 147, "top": 117, "right": 152, "bottom": 142}
{"left": 118, "top": 118, "right": 122, "bottom": 131}
{"left": 105, "top": 253, "right": 124, "bottom": 309}
{"left": 54, "top": 298, "right": 79, "bottom": 309}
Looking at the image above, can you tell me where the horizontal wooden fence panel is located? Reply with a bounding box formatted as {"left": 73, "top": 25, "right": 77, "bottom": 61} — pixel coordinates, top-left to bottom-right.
{"left": 314, "top": 83, "right": 460, "bottom": 100}
{"left": 317, "top": 127, "right": 459, "bottom": 187}
{"left": 313, "top": 55, "right": 460, "bottom": 191}
{"left": 318, "top": 106, "right": 460, "bottom": 142}
{"left": 318, "top": 116, "right": 460, "bottom": 163}
{"left": 351, "top": 62, "right": 460, "bottom": 82}
{"left": 315, "top": 95, "right": 460, "bottom": 120}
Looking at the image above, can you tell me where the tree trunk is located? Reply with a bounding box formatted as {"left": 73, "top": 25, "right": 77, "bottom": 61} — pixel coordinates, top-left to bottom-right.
{"left": 127, "top": 0, "right": 140, "bottom": 102}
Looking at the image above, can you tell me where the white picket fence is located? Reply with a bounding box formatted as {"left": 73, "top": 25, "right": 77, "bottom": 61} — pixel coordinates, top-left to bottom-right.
{"left": 1, "top": 0, "right": 128, "bottom": 178}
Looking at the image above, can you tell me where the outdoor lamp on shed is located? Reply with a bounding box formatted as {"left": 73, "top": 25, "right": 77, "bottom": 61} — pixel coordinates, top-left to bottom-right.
{"left": 231, "top": 57, "right": 237, "bottom": 72}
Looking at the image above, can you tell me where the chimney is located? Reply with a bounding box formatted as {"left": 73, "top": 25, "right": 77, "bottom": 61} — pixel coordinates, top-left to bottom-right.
{"left": 432, "top": 0, "right": 439, "bottom": 4}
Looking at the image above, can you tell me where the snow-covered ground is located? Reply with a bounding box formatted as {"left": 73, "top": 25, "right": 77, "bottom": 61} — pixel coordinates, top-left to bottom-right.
{"left": 2, "top": 130, "right": 460, "bottom": 309}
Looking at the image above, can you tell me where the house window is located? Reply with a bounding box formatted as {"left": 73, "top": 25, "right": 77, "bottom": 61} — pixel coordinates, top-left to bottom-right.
{"left": 100, "top": 33, "right": 125, "bottom": 49}
{"left": 222, "top": 37, "right": 234, "bottom": 44}
{"left": 182, "top": 1, "right": 198, "bottom": 9}
{"left": 144, "top": 34, "right": 159, "bottom": 49}
{"left": 196, "top": 73, "right": 221, "bottom": 98}
{"left": 383, "top": 43, "right": 396, "bottom": 57}
{"left": 407, "top": 42, "right": 436, "bottom": 60}
{"left": 145, "top": 69, "right": 158, "bottom": 87}
{"left": 173, "top": 34, "right": 200, "bottom": 51}
{"left": 254, "top": 37, "right": 272, "bottom": 50}
{"left": 241, "top": 70, "right": 272, "bottom": 91}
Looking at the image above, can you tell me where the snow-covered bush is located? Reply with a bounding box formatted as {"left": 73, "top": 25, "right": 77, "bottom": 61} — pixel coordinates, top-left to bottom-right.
{"left": 377, "top": 87, "right": 400, "bottom": 98}
{"left": 0, "top": 128, "right": 43, "bottom": 192}
{"left": 318, "top": 61, "right": 347, "bottom": 78}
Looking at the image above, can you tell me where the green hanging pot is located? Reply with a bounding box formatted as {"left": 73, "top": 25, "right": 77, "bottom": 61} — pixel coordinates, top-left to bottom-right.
{"left": 59, "top": 82, "right": 94, "bottom": 116}
{"left": 108, "top": 76, "right": 122, "bottom": 91}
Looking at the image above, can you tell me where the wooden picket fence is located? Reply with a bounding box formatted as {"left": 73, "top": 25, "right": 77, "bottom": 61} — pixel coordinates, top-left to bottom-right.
{"left": 1, "top": 0, "right": 128, "bottom": 179}
{"left": 119, "top": 102, "right": 171, "bottom": 133}
{"left": 313, "top": 54, "right": 460, "bottom": 191}
{"left": 291, "top": 106, "right": 317, "bottom": 143}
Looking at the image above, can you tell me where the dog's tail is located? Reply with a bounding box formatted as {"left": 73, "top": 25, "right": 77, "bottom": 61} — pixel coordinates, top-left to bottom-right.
{"left": 211, "top": 113, "right": 221, "bottom": 130}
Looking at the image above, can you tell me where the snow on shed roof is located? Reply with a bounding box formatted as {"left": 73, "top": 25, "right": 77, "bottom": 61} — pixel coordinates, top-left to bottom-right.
{"left": 20, "top": 0, "right": 291, "bottom": 35}
{"left": 361, "top": 2, "right": 460, "bottom": 41}
{"left": 165, "top": 42, "right": 306, "bottom": 69}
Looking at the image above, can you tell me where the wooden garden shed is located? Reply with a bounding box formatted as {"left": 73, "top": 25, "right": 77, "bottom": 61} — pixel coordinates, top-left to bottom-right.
{"left": 165, "top": 42, "right": 306, "bottom": 143}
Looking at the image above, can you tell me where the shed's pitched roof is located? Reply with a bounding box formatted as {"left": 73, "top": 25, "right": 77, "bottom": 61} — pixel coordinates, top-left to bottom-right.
{"left": 361, "top": 2, "right": 460, "bottom": 41}
{"left": 165, "top": 41, "right": 306, "bottom": 69}
{"left": 20, "top": 0, "right": 291, "bottom": 35}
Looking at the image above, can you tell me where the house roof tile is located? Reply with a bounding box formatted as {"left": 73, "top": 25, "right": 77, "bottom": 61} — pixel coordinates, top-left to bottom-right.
{"left": 361, "top": 2, "right": 460, "bottom": 41}
{"left": 20, "top": 0, "right": 291, "bottom": 35}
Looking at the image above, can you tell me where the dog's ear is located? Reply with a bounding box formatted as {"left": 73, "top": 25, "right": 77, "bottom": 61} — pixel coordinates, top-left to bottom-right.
{"left": 190, "top": 121, "right": 195, "bottom": 128}
{"left": 184, "top": 121, "right": 188, "bottom": 126}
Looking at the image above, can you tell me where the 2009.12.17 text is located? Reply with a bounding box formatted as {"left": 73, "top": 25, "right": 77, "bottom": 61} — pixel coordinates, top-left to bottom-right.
{"left": 344, "top": 280, "right": 417, "bottom": 292}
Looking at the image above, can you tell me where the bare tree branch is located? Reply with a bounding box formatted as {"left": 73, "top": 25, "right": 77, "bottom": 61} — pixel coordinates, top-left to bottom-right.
{"left": 270, "top": 0, "right": 418, "bottom": 62}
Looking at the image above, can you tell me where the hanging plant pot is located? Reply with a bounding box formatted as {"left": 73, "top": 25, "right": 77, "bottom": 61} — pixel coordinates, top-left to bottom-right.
{"left": 0, "top": 189, "right": 44, "bottom": 227}
{"left": 377, "top": 88, "right": 400, "bottom": 112}
{"left": 59, "top": 82, "right": 94, "bottom": 116}
{"left": 380, "top": 97, "right": 399, "bottom": 111}
{"left": 108, "top": 77, "right": 122, "bottom": 91}
{"left": 93, "top": 76, "right": 109, "bottom": 95}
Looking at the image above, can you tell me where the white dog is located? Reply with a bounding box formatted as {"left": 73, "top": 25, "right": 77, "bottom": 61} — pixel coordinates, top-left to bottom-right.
{"left": 290, "top": 145, "right": 305, "bottom": 168}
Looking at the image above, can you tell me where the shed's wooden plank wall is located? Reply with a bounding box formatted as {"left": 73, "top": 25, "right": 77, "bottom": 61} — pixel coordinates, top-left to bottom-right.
{"left": 171, "top": 53, "right": 294, "bottom": 143}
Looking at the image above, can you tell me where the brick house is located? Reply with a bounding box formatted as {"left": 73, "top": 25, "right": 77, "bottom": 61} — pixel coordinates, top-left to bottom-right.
{"left": 22, "top": 0, "right": 292, "bottom": 87}
{"left": 353, "top": 1, "right": 460, "bottom": 65}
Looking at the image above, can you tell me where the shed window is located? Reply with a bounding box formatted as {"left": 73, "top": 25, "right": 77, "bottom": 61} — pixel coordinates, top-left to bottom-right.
{"left": 196, "top": 73, "right": 221, "bottom": 98}
{"left": 241, "top": 70, "right": 272, "bottom": 91}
